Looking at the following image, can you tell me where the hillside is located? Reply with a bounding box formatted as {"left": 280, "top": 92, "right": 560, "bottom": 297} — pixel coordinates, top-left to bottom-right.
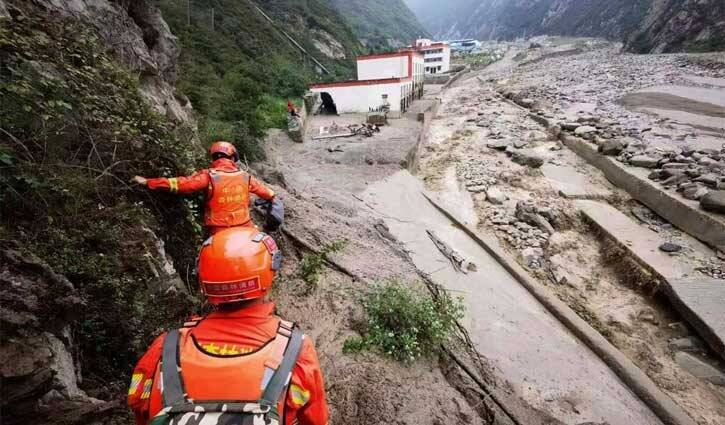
{"left": 404, "top": 0, "right": 725, "bottom": 53}
{"left": 154, "top": 0, "right": 361, "bottom": 158}
{"left": 625, "top": 0, "right": 725, "bottom": 53}
{"left": 331, "top": 0, "right": 429, "bottom": 49}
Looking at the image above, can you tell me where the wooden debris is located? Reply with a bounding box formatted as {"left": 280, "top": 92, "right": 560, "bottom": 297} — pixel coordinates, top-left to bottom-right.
{"left": 426, "top": 229, "right": 477, "bottom": 274}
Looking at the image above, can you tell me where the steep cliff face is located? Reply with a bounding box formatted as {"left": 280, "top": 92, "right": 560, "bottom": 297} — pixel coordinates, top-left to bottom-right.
{"left": 331, "top": 0, "right": 429, "bottom": 49}
{"left": 1, "top": 1, "right": 201, "bottom": 422}
{"left": 625, "top": 0, "right": 725, "bottom": 53}
{"left": 405, "top": 0, "right": 724, "bottom": 53}
{"left": 35, "top": 0, "right": 194, "bottom": 123}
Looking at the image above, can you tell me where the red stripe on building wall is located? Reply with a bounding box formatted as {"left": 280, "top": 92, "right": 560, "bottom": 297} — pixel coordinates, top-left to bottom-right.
{"left": 357, "top": 51, "right": 410, "bottom": 61}
{"left": 310, "top": 77, "right": 412, "bottom": 89}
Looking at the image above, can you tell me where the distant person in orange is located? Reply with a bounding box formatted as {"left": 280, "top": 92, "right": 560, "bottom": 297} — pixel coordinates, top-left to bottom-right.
{"left": 287, "top": 100, "right": 299, "bottom": 117}
{"left": 132, "top": 141, "right": 278, "bottom": 234}
{"left": 127, "top": 227, "right": 329, "bottom": 425}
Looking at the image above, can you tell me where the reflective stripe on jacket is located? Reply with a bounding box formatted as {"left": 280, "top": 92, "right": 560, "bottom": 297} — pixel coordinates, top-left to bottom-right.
{"left": 127, "top": 303, "right": 329, "bottom": 425}
{"left": 145, "top": 158, "right": 275, "bottom": 228}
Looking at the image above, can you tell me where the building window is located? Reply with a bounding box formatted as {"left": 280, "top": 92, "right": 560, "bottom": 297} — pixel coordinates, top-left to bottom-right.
{"left": 424, "top": 58, "right": 443, "bottom": 63}
{"left": 437, "top": 66, "right": 442, "bottom": 71}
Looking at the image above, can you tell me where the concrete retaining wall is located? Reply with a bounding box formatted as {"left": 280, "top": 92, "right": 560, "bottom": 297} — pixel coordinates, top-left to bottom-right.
{"left": 407, "top": 100, "right": 440, "bottom": 174}
{"left": 442, "top": 65, "right": 470, "bottom": 89}
{"left": 560, "top": 134, "right": 725, "bottom": 250}
{"left": 424, "top": 193, "right": 697, "bottom": 425}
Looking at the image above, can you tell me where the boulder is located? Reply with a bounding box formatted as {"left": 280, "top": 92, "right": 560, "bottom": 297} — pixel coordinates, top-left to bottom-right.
{"left": 661, "top": 172, "right": 689, "bottom": 187}
{"left": 486, "top": 187, "right": 507, "bottom": 205}
{"left": 560, "top": 122, "right": 580, "bottom": 131}
{"left": 488, "top": 140, "right": 513, "bottom": 150}
{"left": 598, "top": 139, "right": 627, "bottom": 156}
{"left": 513, "top": 140, "right": 529, "bottom": 149}
{"left": 518, "top": 98, "right": 535, "bottom": 108}
{"left": 659, "top": 242, "right": 683, "bottom": 253}
{"left": 674, "top": 352, "right": 725, "bottom": 386}
{"left": 511, "top": 149, "right": 545, "bottom": 168}
{"left": 694, "top": 173, "right": 719, "bottom": 187}
{"left": 700, "top": 191, "right": 725, "bottom": 213}
{"left": 467, "top": 185, "right": 487, "bottom": 193}
{"left": 574, "top": 125, "right": 597, "bottom": 136}
{"left": 662, "top": 163, "right": 690, "bottom": 170}
{"left": 648, "top": 170, "right": 664, "bottom": 181}
{"left": 521, "top": 247, "right": 544, "bottom": 267}
{"left": 629, "top": 155, "right": 660, "bottom": 168}
{"left": 682, "top": 184, "right": 709, "bottom": 201}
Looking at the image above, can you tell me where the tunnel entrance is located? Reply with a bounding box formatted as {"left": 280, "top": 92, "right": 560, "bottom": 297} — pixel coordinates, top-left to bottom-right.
{"left": 320, "top": 92, "right": 338, "bottom": 115}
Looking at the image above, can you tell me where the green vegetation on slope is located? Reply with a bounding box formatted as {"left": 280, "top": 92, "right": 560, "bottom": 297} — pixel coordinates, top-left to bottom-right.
{"left": 344, "top": 280, "right": 463, "bottom": 362}
{"left": 154, "top": 0, "right": 361, "bottom": 159}
{"left": 331, "top": 0, "right": 429, "bottom": 49}
{"left": 0, "top": 12, "right": 202, "bottom": 382}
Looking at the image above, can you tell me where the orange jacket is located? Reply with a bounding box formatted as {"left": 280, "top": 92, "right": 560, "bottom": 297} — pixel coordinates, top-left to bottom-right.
{"left": 128, "top": 302, "right": 329, "bottom": 425}
{"left": 147, "top": 158, "right": 275, "bottom": 228}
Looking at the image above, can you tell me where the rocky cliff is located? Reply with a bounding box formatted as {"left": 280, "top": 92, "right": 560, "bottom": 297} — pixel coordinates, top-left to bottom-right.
{"left": 625, "top": 0, "right": 725, "bottom": 53}
{"left": 1, "top": 0, "right": 201, "bottom": 422}
{"left": 405, "top": 0, "right": 725, "bottom": 53}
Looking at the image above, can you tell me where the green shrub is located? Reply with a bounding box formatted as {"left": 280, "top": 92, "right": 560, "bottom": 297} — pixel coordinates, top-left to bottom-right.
{"left": 344, "top": 280, "right": 464, "bottom": 362}
{"left": 0, "top": 12, "right": 202, "bottom": 382}
{"left": 298, "top": 240, "right": 346, "bottom": 292}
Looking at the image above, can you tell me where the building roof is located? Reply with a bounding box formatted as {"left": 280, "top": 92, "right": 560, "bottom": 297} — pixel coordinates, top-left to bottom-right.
{"left": 415, "top": 42, "right": 449, "bottom": 49}
{"left": 309, "top": 76, "right": 411, "bottom": 89}
{"left": 356, "top": 50, "right": 422, "bottom": 61}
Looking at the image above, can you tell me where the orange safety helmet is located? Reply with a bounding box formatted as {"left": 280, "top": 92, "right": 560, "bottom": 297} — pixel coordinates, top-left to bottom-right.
{"left": 197, "top": 227, "right": 281, "bottom": 305}
{"left": 209, "top": 141, "right": 237, "bottom": 159}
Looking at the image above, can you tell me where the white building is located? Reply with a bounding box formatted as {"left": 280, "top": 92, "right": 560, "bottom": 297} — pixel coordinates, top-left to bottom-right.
{"left": 309, "top": 50, "right": 424, "bottom": 118}
{"left": 413, "top": 39, "right": 451, "bottom": 74}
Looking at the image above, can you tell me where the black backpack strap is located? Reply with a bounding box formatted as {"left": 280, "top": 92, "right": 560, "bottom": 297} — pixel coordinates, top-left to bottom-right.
{"left": 259, "top": 326, "right": 304, "bottom": 407}
{"left": 161, "top": 329, "right": 186, "bottom": 407}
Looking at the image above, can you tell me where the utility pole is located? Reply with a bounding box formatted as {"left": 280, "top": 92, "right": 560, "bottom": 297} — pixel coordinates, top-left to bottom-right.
{"left": 211, "top": 7, "right": 215, "bottom": 31}
{"left": 186, "top": 0, "right": 191, "bottom": 26}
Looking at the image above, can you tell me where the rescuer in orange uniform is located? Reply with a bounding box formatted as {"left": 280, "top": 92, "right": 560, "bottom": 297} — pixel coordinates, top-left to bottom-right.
{"left": 127, "top": 227, "right": 329, "bottom": 425}
{"left": 132, "top": 141, "right": 276, "bottom": 233}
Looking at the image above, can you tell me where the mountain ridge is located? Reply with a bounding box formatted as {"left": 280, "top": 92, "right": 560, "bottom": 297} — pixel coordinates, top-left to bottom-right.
{"left": 404, "top": 0, "right": 725, "bottom": 53}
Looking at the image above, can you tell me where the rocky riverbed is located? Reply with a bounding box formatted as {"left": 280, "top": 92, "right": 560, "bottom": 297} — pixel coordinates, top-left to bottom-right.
{"left": 495, "top": 38, "right": 725, "bottom": 216}
{"left": 418, "top": 38, "right": 725, "bottom": 424}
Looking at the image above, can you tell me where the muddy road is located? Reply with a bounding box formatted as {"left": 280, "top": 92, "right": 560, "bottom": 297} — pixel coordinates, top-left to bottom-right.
{"left": 263, "top": 37, "right": 725, "bottom": 425}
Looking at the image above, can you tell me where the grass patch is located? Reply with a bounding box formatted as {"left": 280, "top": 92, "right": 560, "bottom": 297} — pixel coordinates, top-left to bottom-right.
{"left": 344, "top": 280, "right": 464, "bottom": 363}
{"left": 298, "top": 240, "right": 346, "bottom": 293}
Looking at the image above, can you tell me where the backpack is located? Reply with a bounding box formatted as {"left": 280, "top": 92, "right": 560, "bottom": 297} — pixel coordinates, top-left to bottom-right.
{"left": 149, "top": 321, "right": 304, "bottom": 425}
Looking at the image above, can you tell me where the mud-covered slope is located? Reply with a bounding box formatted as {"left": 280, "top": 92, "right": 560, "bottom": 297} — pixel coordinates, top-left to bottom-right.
{"left": 331, "top": 0, "right": 429, "bottom": 49}
{"left": 405, "top": 0, "right": 724, "bottom": 53}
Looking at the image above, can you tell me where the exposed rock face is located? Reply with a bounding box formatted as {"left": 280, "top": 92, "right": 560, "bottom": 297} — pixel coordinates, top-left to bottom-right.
{"left": 625, "top": 0, "right": 725, "bottom": 53}
{"left": 0, "top": 250, "right": 109, "bottom": 423}
{"left": 14, "top": 0, "right": 194, "bottom": 124}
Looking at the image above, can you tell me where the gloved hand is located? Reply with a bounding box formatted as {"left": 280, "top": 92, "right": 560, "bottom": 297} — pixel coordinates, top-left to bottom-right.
{"left": 254, "top": 198, "right": 284, "bottom": 232}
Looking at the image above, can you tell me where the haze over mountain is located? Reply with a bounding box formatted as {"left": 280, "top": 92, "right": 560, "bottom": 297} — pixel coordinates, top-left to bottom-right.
{"left": 404, "top": 0, "right": 725, "bottom": 53}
